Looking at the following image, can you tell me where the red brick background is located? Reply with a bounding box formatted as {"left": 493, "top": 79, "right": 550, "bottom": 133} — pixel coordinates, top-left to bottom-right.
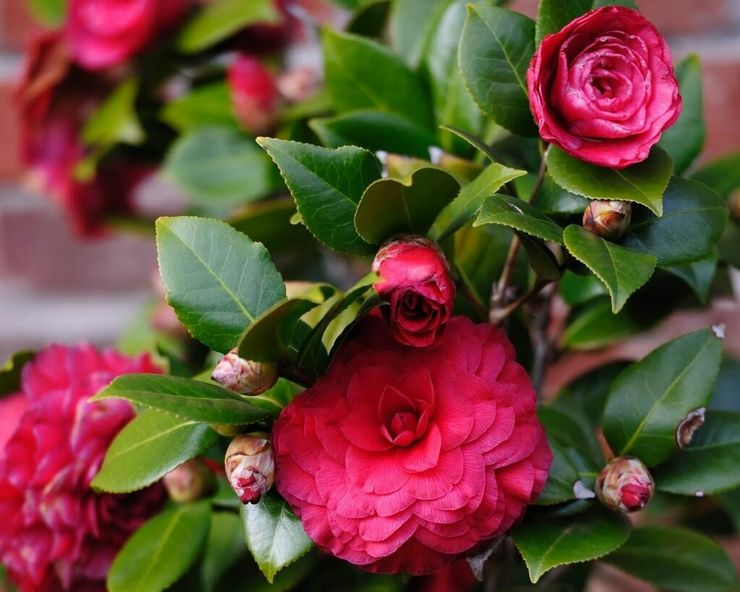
{"left": 0, "top": 0, "right": 738, "bottom": 361}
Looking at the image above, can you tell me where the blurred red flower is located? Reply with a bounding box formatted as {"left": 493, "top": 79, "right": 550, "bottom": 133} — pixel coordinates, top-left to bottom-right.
{"left": 0, "top": 345, "right": 166, "bottom": 591}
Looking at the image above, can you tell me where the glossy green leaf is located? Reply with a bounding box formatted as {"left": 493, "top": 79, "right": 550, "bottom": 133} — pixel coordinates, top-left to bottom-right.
{"left": 257, "top": 137, "right": 380, "bottom": 255}
{"left": 539, "top": 405, "right": 603, "bottom": 468}
{"left": 516, "top": 174, "right": 589, "bottom": 215}
{"left": 459, "top": 5, "right": 537, "bottom": 136}
{"left": 92, "top": 409, "right": 218, "bottom": 494}
{"left": 622, "top": 177, "right": 728, "bottom": 266}
{"left": 164, "top": 127, "right": 274, "bottom": 207}
{"left": 27, "top": 0, "right": 65, "bottom": 25}
{"left": 563, "top": 225, "right": 656, "bottom": 312}
{"left": 535, "top": 438, "right": 581, "bottom": 505}
{"left": 518, "top": 234, "right": 562, "bottom": 282}
{"left": 659, "top": 54, "right": 704, "bottom": 174}
{"left": 424, "top": 1, "right": 483, "bottom": 154}
{"left": 92, "top": 374, "right": 272, "bottom": 425}
{"left": 323, "top": 28, "right": 433, "bottom": 129}
{"left": 513, "top": 507, "right": 630, "bottom": 583}
{"left": 654, "top": 411, "right": 740, "bottom": 496}
{"left": 474, "top": 195, "right": 563, "bottom": 244}
{"left": 690, "top": 152, "right": 740, "bottom": 199}
{"left": 536, "top": 0, "right": 591, "bottom": 45}
{"left": 389, "top": 0, "right": 452, "bottom": 69}
{"left": 201, "top": 512, "right": 246, "bottom": 592}
{"left": 547, "top": 146, "right": 672, "bottom": 216}
{"left": 156, "top": 216, "right": 285, "bottom": 353}
{"left": 238, "top": 285, "right": 337, "bottom": 362}
{"left": 439, "top": 124, "right": 498, "bottom": 162}
{"left": 602, "top": 329, "right": 723, "bottom": 466}
{"left": 246, "top": 379, "right": 302, "bottom": 417}
{"left": 0, "top": 350, "right": 34, "bottom": 397}
{"left": 83, "top": 79, "right": 143, "bottom": 147}
{"left": 242, "top": 494, "right": 314, "bottom": 583}
{"left": 309, "top": 110, "right": 435, "bottom": 157}
{"left": 161, "top": 82, "right": 235, "bottom": 132}
{"left": 355, "top": 167, "right": 460, "bottom": 245}
{"left": 603, "top": 526, "right": 737, "bottom": 592}
{"left": 108, "top": 501, "right": 211, "bottom": 592}
{"left": 561, "top": 297, "right": 640, "bottom": 350}
{"left": 428, "top": 161, "right": 526, "bottom": 241}
{"left": 560, "top": 271, "right": 607, "bottom": 306}
{"left": 664, "top": 253, "right": 718, "bottom": 304}
{"left": 178, "top": 0, "right": 278, "bottom": 53}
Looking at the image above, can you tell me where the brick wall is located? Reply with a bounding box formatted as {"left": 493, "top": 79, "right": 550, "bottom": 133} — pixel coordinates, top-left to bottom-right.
{"left": 0, "top": 0, "right": 738, "bottom": 362}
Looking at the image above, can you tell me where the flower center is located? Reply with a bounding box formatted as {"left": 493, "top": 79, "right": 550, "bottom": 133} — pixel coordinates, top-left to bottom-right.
{"left": 400, "top": 292, "right": 431, "bottom": 320}
{"left": 381, "top": 410, "right": 419, "bottom": 446}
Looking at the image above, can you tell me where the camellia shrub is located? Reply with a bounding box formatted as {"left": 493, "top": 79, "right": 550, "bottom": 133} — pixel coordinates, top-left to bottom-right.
{"left": 3, "top": 0, "right": 740, "bottom": 590}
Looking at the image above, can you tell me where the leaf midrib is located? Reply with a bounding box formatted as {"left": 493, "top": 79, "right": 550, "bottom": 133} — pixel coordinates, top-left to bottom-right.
{"left": 474, "top": 7, "right": 529, "bottom": 96}
{"left": 131, "top": 509, "right": 184, "bottom": 592}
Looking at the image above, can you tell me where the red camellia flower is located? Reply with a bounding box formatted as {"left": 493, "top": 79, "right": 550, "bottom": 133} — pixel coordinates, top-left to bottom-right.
{"left": 527, "top": 6, "right": 681, "bottom": 168}
{"left": 272, "top": 315, "right": 552, "bottom": 574}
{"left": 66, "top": 0, "right": 189, "bottom": 70}
{"left": 227, "top": 54, "right": 281, "bottom": 135}
{"left": 372, "top": 236, "right": 455, "bottom": 348}
{"left": 0, "top": 345, "right": 166, "bottom": 591}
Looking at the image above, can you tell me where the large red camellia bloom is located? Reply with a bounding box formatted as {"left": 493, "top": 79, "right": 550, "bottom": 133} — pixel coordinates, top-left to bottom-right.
{"left": 66, "top": 0, "right": 189, "bottom": 70}
{"left": 273, "top": 315, "right": 552, "bottom": 574}
{"left": 0, "top": 345, "right": 166, "bottom": 592}
{"left": 527, "top": 6, "right": 681, "bottom": 168}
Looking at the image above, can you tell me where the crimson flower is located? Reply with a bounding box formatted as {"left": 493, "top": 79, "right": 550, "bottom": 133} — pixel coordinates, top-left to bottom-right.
{"left": 0, "top": 345, "right": 166, "bottom": 591}
{"left": 273, "top": 315, "right": 552, "bottom": 574}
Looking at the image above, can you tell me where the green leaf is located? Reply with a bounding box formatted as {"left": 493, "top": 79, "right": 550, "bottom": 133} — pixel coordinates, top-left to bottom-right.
{"left": 257, "top": 137, "right": 380, "bottom": 255}
{"left": 389, "top": 0, "right": 452, "bottom": 70}
{"left": 423, "top": 1, "right": 483, "bottom": 154}
{"left": 560, "top": 270, "right": 607, "bottom": 307}
{"left": 355, "top": 167, "right": 460, "bottom": 245}
{"left": 242, "top": 494, "right": 314, "bottom": 584}
{"left": 539, "top": 405, "right": 603, "bottom": 468}
{"left": 178, "top": 0, "right": 279, "bottom": 53}
{"left": 428, "top": 161, "right": 526, "bottom": 241}
{"left": 518, "top": 234, "right": 562, "bottom": 282}
{"left": 309, "top": 110, "right": 436, "bottom": 158}
{"left": 156, "top": 216, "right": 285, "bottom": 352}
{"left": 459, "top": 5, "right": 537, "bottom": 136}
{"left": 83, "top": 79, "right": 144, "bottom": 147}
{"left": 0, "top": 350, "right": 34, "bottom": 397}
{"left": 27, "top": 0, "right": 65, "bottom": 25}
{"left": 561, "top": 297, "right": 640, "bottom": 350}
{"left": 92, "top": 374, "right": 272, "bottom": 425}
{"left": 108, "top": 502, "right": 211, "bottom": 592}
{"left": 535, "top": 438, "right": 581, "bottom": 505}
{"left": 161, "top": 82, "right": 235, "bottom": 132}
{"left": 690, "top": 152, "right": 740, "bottom": 199}
{"left": 563, "top": 225, "right": 656, "bottom": 313}
{"left": 622, "top": 177, "right": 728, "bottom": 266}
{"left": 547, "top": 146, "right": 673, "bottom": 216}
{"left": 439, "top": 124, "right": 498, "bottom": 163}
{"left": 323, "top": 28, "right": 433, "bottom": 129}
{"left": 603, "top": 526, "right": 737, "bottom": 592}
{"left": 602, "top": 328, "right": 723, "bottom": 466}
{"left": 238, "top": 285, "right": 337, "bottom": 362}
{"left": 246, "top": 379, "right": 302, "bottom": 417}
{"left": 513, "top": 507, "right": 630, "bottom": 583}
{"left": 664, "top": 253, "right": 718, "bottom": 305}
{"left": 654, "top": 411, "right": 740, "bottom": 496}
{"left": 536, "top": 0, "right": 591, "bottom": 45}
{"left": 474, "top": 195, "right": 563, "bottom": 244}
{"left": 92, "top": 409, "right": 219, "bottom": 494}
{"left": 658, "top": 54, "right": 705, "bottom": 174}
{"left": 201, "top": 512, "right": 246, "bottom": 592}
{"left": 516, "top": 175, "right": 590, "bottom": 215}
{"left": 164, "top": 127, "right": 274, "bottom": 207}
{"left": 554, "top": 362, "right": 630, "bottom": 427}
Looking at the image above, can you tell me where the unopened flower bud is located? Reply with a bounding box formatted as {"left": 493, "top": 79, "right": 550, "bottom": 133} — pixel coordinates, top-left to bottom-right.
{"left": 596, "top": 456, "right": 654, "bottom": 513}
{"left": 211, "top": 349, "right": 278, "bottom": 395}
{"left": 676, "top": 407, "right": 705, "bottom": 449}
{"left": 582, "top": 200, "right": 632, "bottom": 240}
{"left": 164, "top": 459, "right": 215, "bottom": 503}
{"left": 225, "top": 433, "right": 275, "bottom": 504}
{"left": 372, "top": 236, "right": 454, "bottom": 348}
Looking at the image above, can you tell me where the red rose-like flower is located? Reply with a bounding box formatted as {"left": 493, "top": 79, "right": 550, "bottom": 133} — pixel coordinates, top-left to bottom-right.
{"left": 0, "top": 345, "right": 166, "bottom": 592}
{"left": 66, "top": 0, "right": 188, "bottom": 70}
{"left": 227, "top": 54, "right": 281, "bottom": 135}
{"left": 527, "top": 6, "right": 681, "bottom": 168}
{"left": 372, "top": 237, "right": 455, "bottom": 348}
{"left": 273, "top": 315, "right": 552, "bottom": 574}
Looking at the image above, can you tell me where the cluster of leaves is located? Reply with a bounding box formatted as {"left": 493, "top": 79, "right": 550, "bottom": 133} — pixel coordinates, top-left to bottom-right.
{"left": 10, "top": 0, "right": 740, "bottom": 590}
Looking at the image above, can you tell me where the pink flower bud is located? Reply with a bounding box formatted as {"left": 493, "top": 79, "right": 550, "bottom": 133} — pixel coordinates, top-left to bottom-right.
{"left": 372, "top": 236, "right": 455, "bottom": 348}
{"left": 582, "top": 200, "right": 632, "bottom": 240}
{"left": 596, "top": 456, "right": 654, "bottom": 513}
{"left": 164, "top": 459, "right": 215, "bottom": 503}
{"left": 211, "top": 349, "right": 278, "bottom": 395}
{"left": 225, "top": 433, "right": 275, "bottom": 504}
{"left": 227, "top": 54, "right": 280, "bottom": 135}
